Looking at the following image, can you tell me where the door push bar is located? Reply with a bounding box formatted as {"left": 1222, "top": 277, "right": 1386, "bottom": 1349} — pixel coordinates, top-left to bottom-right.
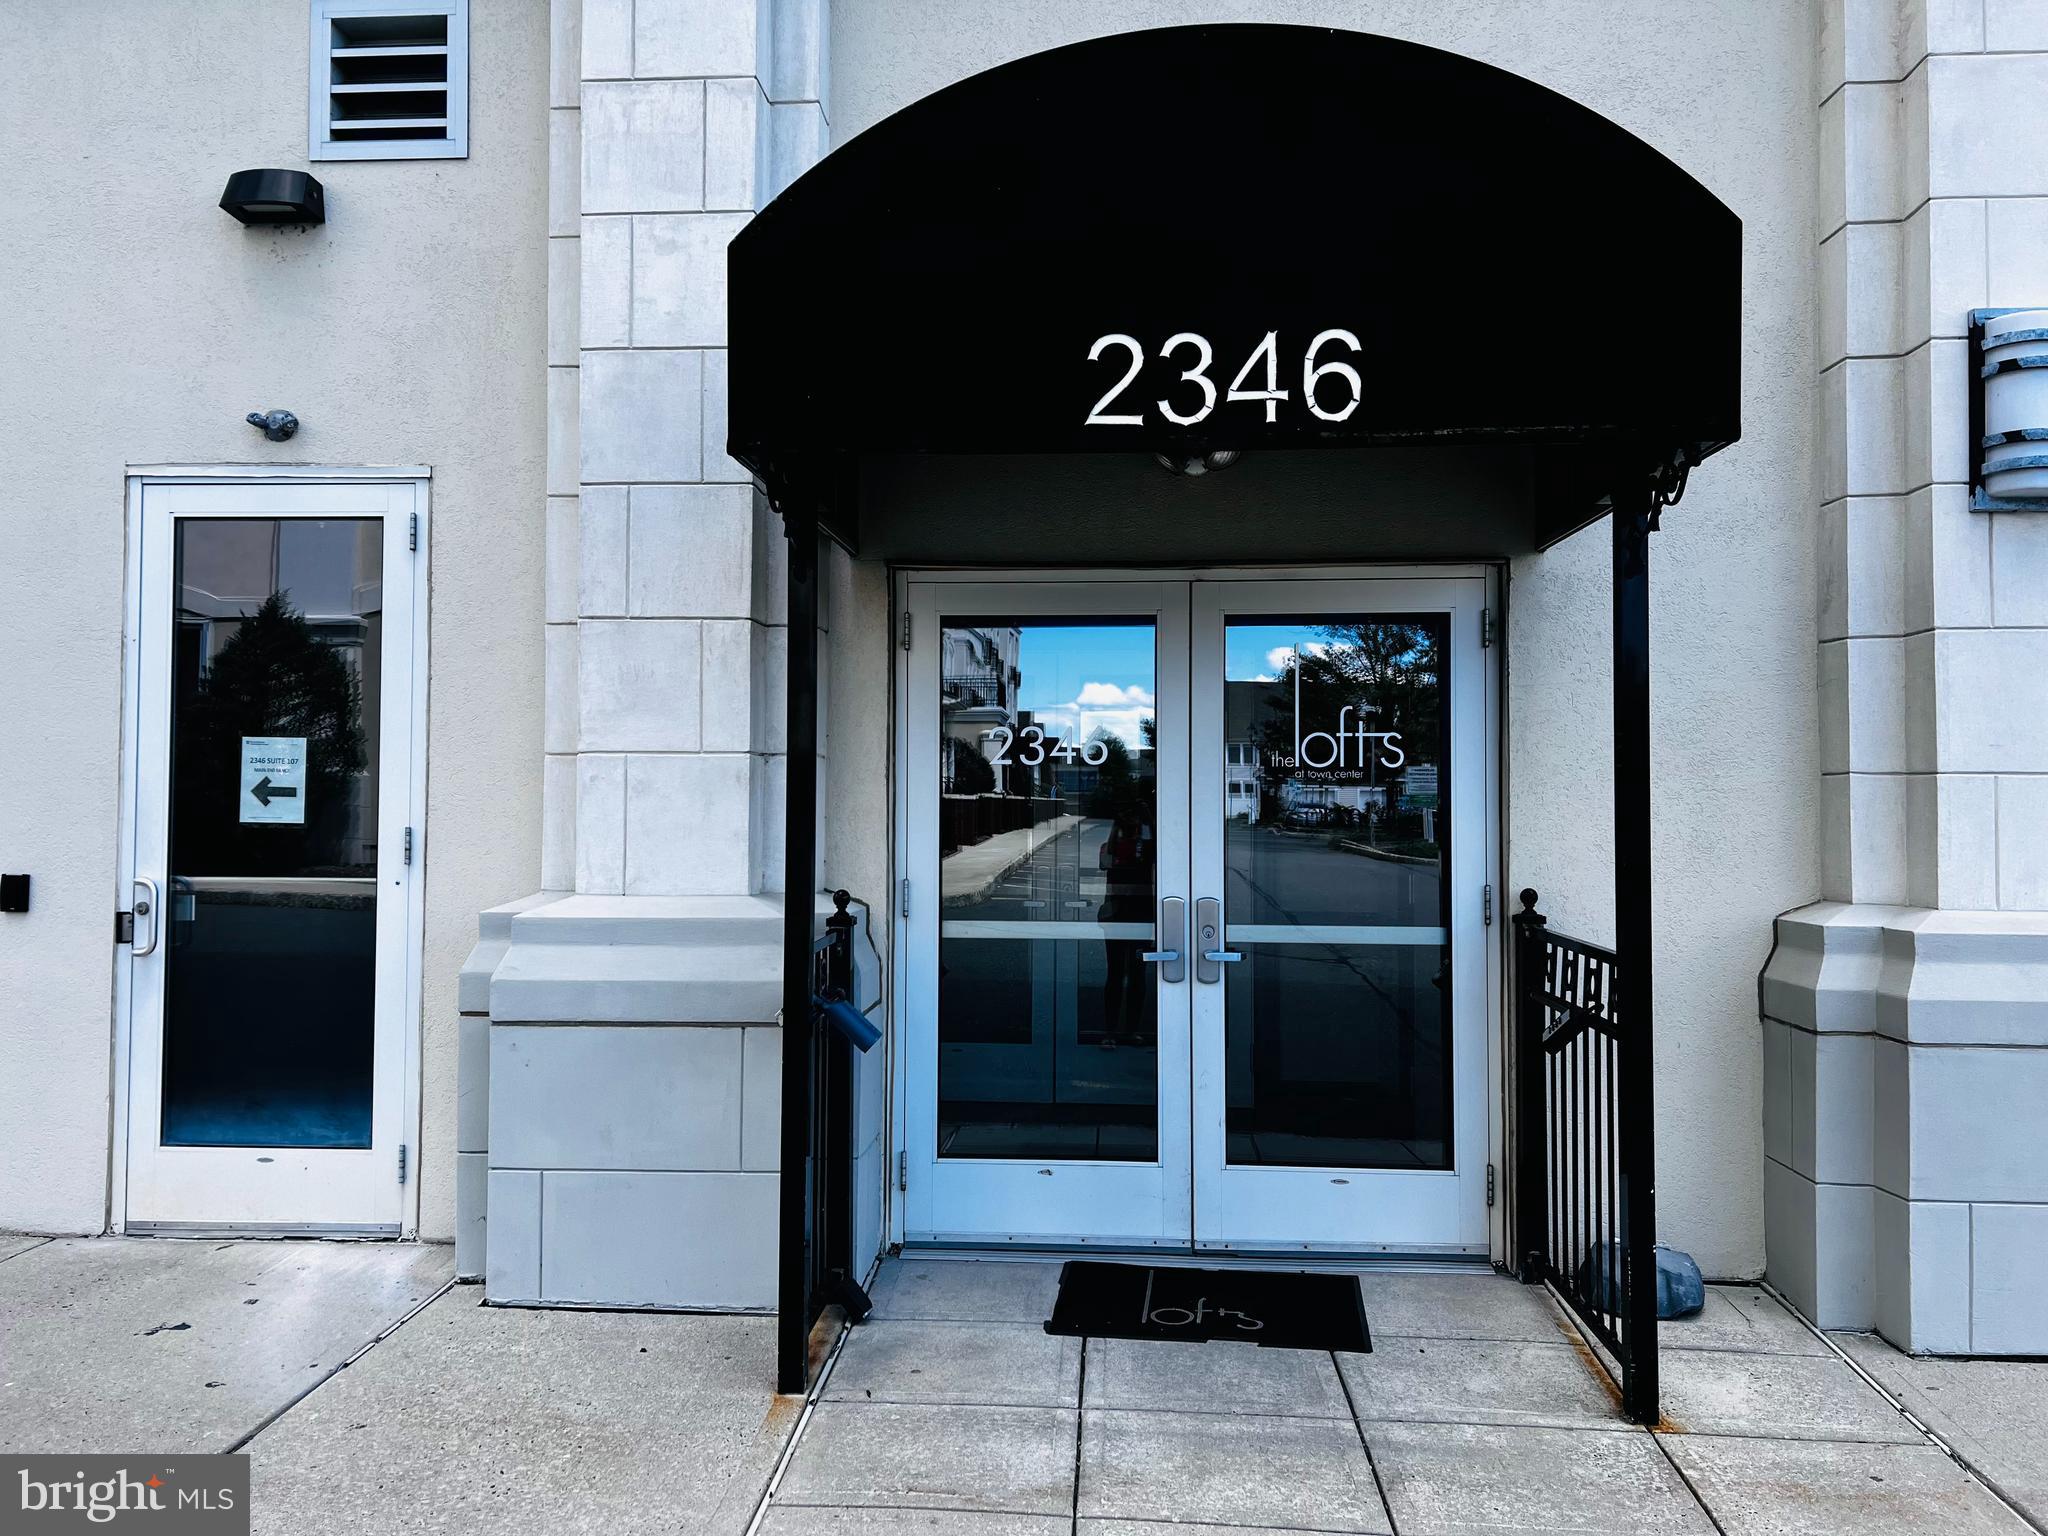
{"left": 1195, "top": 896, "right": 1241, "bottom": 984}
{"left": 1141, "top": 896, "right": 1185, "bottom": 984}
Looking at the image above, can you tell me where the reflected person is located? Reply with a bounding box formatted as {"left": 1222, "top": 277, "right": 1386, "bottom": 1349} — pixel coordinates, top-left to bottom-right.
{"left": 1097, "top": 810, "right": 1154, "bottom": 1047}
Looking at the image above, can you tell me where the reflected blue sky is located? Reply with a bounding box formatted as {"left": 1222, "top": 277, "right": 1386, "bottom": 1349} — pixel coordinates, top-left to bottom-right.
{"left": 1010, "top": 622, "right": 1324, "bottom": 709}
{"left": 1006, "top": 622, "right": 1155, "bottom": 748}
{"left": 1002, "top": 621, "right": 1355, "bottom": 740}
{"left": 977, "top": 621, "right": 1387, "bottom": 749}
{"left": 1224, "top": 624, "right": 1324, "bottom": 683}
{"left": 1014, "top": 623, "right": 1153, "bottom": 711}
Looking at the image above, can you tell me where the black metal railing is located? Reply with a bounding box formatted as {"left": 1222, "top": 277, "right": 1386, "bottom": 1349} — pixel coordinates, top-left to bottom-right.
{"left": 793, "top": 891, "right": 870, "bottom": 1379}
{"left": 941, "top": 671, "right": 1008, "bottom": 709}
{"left": 937, "top": 792, "right": 1064, "bottom": 854}
{"left": 1513, "top": 888, "right": 1659, "bottom": 1424}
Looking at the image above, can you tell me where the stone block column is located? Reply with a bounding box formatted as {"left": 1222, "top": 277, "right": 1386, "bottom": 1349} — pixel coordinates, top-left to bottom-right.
{"left": 1764, "top": 0, "right": 2048, "bottom": 1352}
{"left": 458, "top": 0, "right": 831, "bottom": 1307}
{"left": 572, "top": 0, "right": 826, "bottom": 897}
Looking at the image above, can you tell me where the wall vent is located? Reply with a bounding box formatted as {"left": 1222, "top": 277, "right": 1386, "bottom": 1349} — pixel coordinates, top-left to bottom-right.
{"left": 310, "top": 1, "right": 468, "bottom": 162}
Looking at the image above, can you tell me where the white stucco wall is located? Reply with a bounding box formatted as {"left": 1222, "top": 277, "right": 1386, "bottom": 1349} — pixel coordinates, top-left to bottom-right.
{"left": 0, "top": 0, "right": 550, "bottom": 1239}
{"left": 830, "top": 0, "right": 1821, "bottom": 1276}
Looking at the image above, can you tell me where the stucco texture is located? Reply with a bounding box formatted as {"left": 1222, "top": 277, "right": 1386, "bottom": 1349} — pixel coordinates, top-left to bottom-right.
{"left": 0, "top": 0, "right": 549, "bottom": 1238}
{"left": 831, "top": 0, "right": 1820, "bottom": 1276}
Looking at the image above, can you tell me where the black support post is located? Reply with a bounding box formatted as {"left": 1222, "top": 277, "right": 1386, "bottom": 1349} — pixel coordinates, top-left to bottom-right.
{"left": 776, "top": 508, "right": 821, "bottom": 1396}
{"left": 1512, "top": 890, "right": 1548, "bottom": 1284}
{"left": 1612, "top": 483, "right": 1660, "bottom": 1425}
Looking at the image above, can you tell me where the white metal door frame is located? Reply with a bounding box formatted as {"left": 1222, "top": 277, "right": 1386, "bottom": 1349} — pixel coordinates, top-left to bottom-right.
{"left": 891, "top": 564, "right": 1503, "bottom": 1259}
{"left": 900, "top": 580, "right": 1193, "bottom": 1246}
{"left": 113, "top": 472, "right": 429, "bottom": 1235}
{"left": 1188, "top": 577, "right": 1494, "bottom": 1255}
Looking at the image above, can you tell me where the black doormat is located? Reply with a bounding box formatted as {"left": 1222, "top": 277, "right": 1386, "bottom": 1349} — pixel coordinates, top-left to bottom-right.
{"left": 1044, "top": 1260, "right": 1372, "bottom": 1352}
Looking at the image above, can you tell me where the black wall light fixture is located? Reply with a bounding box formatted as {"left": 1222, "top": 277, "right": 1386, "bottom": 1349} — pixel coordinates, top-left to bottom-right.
{"left": 219, "top": 169, "right": 325, "bottom": 226}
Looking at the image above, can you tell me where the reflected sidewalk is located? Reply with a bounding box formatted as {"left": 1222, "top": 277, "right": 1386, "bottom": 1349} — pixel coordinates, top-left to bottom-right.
{"left": 940, "top": 814, "right": 1084, "bottom": 906}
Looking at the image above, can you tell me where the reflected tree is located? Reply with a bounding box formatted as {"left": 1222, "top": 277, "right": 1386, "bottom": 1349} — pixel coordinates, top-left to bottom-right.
{"left": 1246, "top": 622, "right": 1443, "bottom": 833}
{"left": 174, "top": 592, "right": 368, "bottom": 876}
{"left": 1082, "top": 721, "right": 1155, "bottom": 818}
{"left": 1304, "top": 621, "right": 1440, "bottom": 750}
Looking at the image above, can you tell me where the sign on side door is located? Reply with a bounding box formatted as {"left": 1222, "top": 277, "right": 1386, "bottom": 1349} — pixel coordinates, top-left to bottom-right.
{"left": 239, "top": 736, "right": 307, "bottom": 825}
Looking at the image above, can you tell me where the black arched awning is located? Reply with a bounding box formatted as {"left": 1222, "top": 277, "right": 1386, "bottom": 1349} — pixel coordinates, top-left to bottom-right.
{"left": 729, "top": 24, "right": 1741, "bottom": 546}
{"left": 752, "top": 27, "right": 1737, "bottom": 1408}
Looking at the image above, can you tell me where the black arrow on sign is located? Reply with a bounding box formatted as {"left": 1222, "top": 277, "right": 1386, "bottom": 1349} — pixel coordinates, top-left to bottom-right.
{"left": 251, "top": 776, "right": 299, "bottom": 807}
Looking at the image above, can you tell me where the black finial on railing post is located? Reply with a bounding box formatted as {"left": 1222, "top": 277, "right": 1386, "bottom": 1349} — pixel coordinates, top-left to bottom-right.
{"left": 826, "top": 889, "right": 855, "bottom": 1000}
{"left": 1512, "top": 889, "right": 1548, "bottom": 1285}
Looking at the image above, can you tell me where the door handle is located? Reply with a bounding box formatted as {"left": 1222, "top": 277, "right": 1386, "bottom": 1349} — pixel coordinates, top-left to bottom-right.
{"left": 1194, "top": 897, "right": 1241, "bottom": 983}
{"left": 1140, "top": 896, "right": 1185, "bottom": 984}
{"left": 132, "top": 877, "right": 160, "bottom": 957}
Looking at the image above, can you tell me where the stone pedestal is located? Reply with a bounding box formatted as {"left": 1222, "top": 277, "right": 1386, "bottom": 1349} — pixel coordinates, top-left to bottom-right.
{"left": 1762, "top": 905, "right": 2048, "bottom": 1351}
{"left": 463, "top": 894, "right": 782, "bottom": 1307}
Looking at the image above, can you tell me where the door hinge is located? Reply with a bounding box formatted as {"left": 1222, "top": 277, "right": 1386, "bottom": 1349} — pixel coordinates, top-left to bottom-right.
{"left": 1480, "top": 607, "right": 1495, "bottom": 648}
{"left": 899, "top": 877, "right": 911, "bottom": 919}
{"left": 901, "top": 611, "right": 912, "bottom": 651}
{"left": 1486, "top": 1162, "right": 1496, "bottom": 1207}
{"left": 897, "top": 1150, "right": 908, "bottom": 1191}
{"left": 408, "top": 512, "right": 418, "bottom": 552}
{"left": 1482, "top": 883, "right": 1493, "bottom": 926}
{"left": 398, "top": 1144, "right": 409, "bottom": 1186}
{"left": 403, "top": 827, "right": 415, "bottom": 865}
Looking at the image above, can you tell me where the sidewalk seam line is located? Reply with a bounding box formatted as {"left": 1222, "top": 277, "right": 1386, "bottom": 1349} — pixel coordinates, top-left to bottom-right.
{"left": 1332, "top": 1349, "right": 1401, "bottom": 1536}
{"left": 1757, "top": 1280, "right": 2047, "bottom": 1536}
{"left": 222, "top": 1272, "right": 456, "bottom": 1454}
{"left": 1638, "top": 1427, "right": 1938, "bottom": 1447}
{"left": 1069, "top": 1338, "right": 1088, "bottom": 1535}
{"left": 1647, "top": 1423, "right": 1732, "bottom": 1536}
{"left": 742, "top": 1309, "right": 858, "bottom": 1536}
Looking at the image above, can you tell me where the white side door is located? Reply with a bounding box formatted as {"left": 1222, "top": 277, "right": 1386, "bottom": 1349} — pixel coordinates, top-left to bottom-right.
{"left": 1188, "top": 578, "right": 1492, "bottom": 1254}
{"left": 123, "top": 480, "right": 423, "bottom": 1232}
{"left": 902, "top": 581, "right": 1192, "bottom": 1246}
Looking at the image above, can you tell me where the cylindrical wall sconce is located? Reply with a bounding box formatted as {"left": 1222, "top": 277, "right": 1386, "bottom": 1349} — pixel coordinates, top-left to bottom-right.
{"left": 1972, "top": 307, "right": 2048, "bottom": 511}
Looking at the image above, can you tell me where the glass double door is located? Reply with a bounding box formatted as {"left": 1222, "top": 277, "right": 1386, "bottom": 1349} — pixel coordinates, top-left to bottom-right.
{"left": 903, "top": 577, "right": 1490, "bottom": 1254}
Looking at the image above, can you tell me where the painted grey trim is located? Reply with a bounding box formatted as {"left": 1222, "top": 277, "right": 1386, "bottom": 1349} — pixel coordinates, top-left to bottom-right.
{"left": 479, "top": 1299, "right": 777, "bottom": 1316}
{"left": 939, "top": 920, "right": 1151, "bottom": 939}
{"left": 1225, "top": 923, "right": 1449, "bottom": 945}
{"left": 127, "top": 464, "right": 434, "bottom": 479}
{"left": 903, "top": 1239, "right": 1493, "bottom": 1263}
{"left": 125, "top": 1221, "right": 402, "bottom": 1236}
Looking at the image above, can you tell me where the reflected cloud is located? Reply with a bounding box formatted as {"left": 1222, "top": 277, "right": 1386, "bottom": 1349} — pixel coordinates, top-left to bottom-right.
{"left": 1265, "top": 641, "right": 1335, "bottom": 677}
{"left": 1034, "top": 679, "right": 1156, "bottom": 749}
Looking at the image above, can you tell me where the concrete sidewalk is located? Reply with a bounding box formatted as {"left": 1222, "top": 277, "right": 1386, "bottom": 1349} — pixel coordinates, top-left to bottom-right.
{"left": 244, "top": 1288, "right": 793, "bottom": 1535}
{"left": 755, "top": 1257, "right": 2048, "bottom": 1536}
{"left": 0, "top": 1235, "right": 796, "bottom": 1534}
{"left": 940, "top": 816, "right": 1084, "bottom": 906}
{"left": 7, "top": 1236, "right": 2046, "bottom": 1534}
{"left": 0, "top": 1233, "right": 451, "bottom": 1454}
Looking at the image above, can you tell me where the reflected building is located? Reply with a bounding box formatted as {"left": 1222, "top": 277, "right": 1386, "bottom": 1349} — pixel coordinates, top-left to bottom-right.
{"left": 938, "top": 624, "right": 1021, "bottom": 796}
{"left": 163, "top": 518, "right": 385, "bottom": 1151}
{"left": 176, "top": 519, "right": 383, "bottom": 870}
{"left": 935, "top": 617, "right": 1161, "bottom": 1161}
